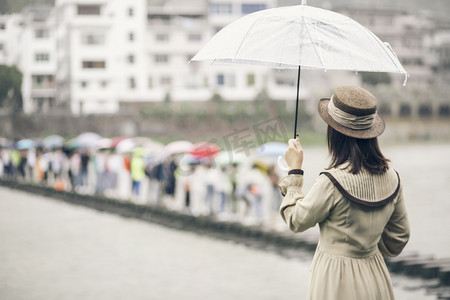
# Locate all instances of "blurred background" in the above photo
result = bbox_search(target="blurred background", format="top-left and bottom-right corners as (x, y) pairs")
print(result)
(0, 0), (449, 299)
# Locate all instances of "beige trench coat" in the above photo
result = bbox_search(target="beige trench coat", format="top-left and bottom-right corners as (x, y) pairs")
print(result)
(279, 166), (410, 300)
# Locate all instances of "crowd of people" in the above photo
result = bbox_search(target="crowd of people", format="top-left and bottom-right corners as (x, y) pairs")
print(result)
(0, 137), (286, 229)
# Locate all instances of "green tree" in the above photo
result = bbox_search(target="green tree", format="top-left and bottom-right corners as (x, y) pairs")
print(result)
(0, 65), (23, 111)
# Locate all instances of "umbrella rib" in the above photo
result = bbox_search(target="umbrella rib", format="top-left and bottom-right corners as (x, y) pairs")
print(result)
(302, 17), (326, 70)
(233, 17), (262, 61)
(362, 25), (408, 74)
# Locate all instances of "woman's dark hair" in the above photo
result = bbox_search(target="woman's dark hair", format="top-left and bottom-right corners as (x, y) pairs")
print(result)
(327, 126), (390, 174)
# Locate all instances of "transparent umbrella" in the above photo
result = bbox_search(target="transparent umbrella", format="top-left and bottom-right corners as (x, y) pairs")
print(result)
(16, 139), (35, 150)
(192, 1), (407, 138)
(76, 132), (102, 148)
(42, 135), (64, 149)
(254, 142), (288, 157)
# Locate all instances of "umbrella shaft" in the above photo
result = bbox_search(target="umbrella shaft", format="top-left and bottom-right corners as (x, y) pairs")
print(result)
(294, 66), (301, 139)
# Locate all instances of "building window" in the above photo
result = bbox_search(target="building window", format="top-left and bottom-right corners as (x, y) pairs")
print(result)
(81, 81), (88, 88)
(100, 80), (108, 88)
(418, 104), (432, 117)
(77, 5), (101, 15)
(128, 32), (134, 41)
(31, 75), (54, 89)
(129, 77), (136, 89)
(35, 29), (49, 39)
(0, 43), (3, 51)
(128, 7), (134, 17)
(438, 104), (449, 117)
(156, 33), (169, 42)
(378, 104), (391, 116)
(0, 23), (5, 30)
(33, 97), (55, 112)
(247, 73), (255, 86)
(210, 3), (232, 14)
(35, 53), (50, 62)
(81, 33), (105, 45)
(148, 15), (171, 26)
(155, 54), (169, 63)
(148, 77), (153, 88)
(188, 33), (201, 42)
(82, 61), (106, 69)
(399, 104), (411, 117)
(217, 74), (224, 85)
(160, 76), (171, 86)
(128, 54), (135, 64)
(241, 4), (267, 14)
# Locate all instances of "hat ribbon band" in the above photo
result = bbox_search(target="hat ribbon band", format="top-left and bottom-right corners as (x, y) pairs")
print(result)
(328, 96), (376, 130)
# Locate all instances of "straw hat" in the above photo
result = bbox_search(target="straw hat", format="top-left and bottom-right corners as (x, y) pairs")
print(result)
(318, 86), (385, 139)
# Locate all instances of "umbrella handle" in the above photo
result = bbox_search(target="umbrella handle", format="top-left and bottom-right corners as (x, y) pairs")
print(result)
(277, 155), (290, 172)
(294, 66), (301, 139)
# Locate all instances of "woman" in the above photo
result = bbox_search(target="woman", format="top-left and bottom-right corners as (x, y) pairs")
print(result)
(279, 86), (410, 300)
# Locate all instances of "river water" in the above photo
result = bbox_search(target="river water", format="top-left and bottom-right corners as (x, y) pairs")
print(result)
(0, 142), (448, 300)
(301, 142), (450, 259)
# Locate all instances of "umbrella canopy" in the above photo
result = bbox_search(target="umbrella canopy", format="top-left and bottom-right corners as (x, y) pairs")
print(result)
(179, 153), (205, 165)
(142, 140), (165, 157)
(192, 4), (406, 76)
(94, 138), (112, 150)
(192, 2), (407, 138)
(43, 135), (64, 149)
(76, 132), (102, 148)
(190, 142), (220, 158)
(215, 151), (247, 165)
(115, 138), (136, 154)
(16, 139), (35, 150)
(165, 140), (194, 155)
(254, 142), (288, 157)
(111, 137), (127, 148)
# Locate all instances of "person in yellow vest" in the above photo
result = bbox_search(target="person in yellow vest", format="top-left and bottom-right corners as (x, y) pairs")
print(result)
(130, 147), (146, 201)
(10, 149), (20, 179)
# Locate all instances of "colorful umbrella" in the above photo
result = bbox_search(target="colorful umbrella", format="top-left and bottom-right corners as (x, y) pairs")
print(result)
(190, 142), (220, 158)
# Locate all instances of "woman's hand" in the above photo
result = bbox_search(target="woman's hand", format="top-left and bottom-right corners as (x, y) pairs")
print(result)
(285, 138), (303, 170)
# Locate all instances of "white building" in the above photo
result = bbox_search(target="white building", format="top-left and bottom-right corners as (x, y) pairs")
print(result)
(0, 14), (22, 66)
(55, 0), (148, 114)
(146, 0), (281, 102)
(18, 6), (57, 114)
(334, 6), (434, 86)
(0, 15), (11, 65)
(0, 1), (449, 114)
(0, 7), (58, 114)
